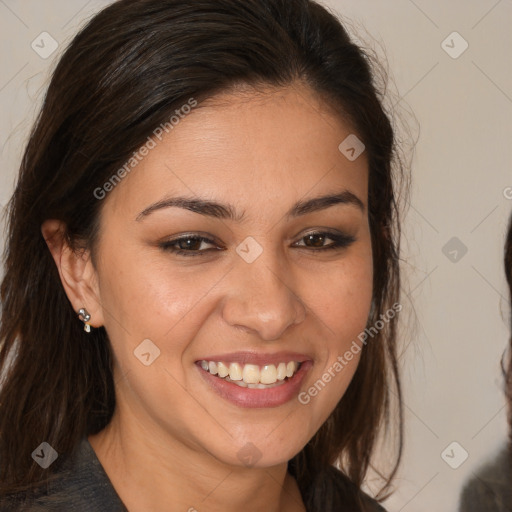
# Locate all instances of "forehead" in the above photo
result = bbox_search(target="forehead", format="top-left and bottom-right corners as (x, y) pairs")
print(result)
(104, 84), (369, 220)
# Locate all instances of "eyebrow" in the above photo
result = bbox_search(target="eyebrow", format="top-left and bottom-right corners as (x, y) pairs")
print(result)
(135, 189), (365, 222)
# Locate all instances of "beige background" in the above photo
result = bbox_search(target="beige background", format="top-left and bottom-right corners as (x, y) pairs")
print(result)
(1, 1), (511, 511)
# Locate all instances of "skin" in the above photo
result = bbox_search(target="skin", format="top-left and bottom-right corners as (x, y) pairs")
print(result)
(42, 82), (373, 512)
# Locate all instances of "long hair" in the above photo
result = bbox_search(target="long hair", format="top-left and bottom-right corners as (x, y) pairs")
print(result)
(0, 1), (405, 509)
(505, 215), (512, 447)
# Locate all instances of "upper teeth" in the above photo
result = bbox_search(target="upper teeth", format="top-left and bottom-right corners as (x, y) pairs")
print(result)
(199, 360), (300, 385)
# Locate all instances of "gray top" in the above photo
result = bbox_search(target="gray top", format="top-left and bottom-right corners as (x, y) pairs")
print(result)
(458, 446), (512, 512)
(1, 437), (387, 511)
(0, 437), (128, 511)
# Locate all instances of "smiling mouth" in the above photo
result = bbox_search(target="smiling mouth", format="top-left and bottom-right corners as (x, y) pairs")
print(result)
(198, 360), (302, 389)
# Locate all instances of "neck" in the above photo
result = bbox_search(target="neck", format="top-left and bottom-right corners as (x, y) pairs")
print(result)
(88, 404), (305, 512)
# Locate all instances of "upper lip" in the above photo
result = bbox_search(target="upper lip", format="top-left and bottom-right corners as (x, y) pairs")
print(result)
(195, 351), (312, 366)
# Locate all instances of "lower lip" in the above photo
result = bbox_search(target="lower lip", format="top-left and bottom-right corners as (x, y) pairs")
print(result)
(196, 362), (312, 408)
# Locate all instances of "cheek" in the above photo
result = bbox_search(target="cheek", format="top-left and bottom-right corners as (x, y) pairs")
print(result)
(297, 247), (373, 415)
(99, 247), (191, 324)
(96, 244), (224, 365)
(307, 250), (373, 346)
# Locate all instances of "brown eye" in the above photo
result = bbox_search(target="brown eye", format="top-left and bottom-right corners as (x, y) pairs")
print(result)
(160, 235), (219, 257)
(176, 237), (204, 251)
(303, 233), (328, 248)
(295, 231), (356, 251)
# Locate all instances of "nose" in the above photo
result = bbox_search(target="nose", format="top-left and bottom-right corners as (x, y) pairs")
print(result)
(221, 254), (307, 341)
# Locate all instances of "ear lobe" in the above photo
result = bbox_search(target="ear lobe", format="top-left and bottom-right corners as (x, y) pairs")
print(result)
(41, 219), (104, 328)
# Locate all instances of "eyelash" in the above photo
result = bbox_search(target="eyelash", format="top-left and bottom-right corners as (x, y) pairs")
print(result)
(159, 231), (356, 258)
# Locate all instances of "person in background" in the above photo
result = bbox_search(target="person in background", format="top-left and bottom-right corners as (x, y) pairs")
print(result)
(458, 214), (512, 512)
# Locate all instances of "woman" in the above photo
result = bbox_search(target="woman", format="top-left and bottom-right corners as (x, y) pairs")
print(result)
(0, 0), (405, 510)
(458, 217), (512, 512)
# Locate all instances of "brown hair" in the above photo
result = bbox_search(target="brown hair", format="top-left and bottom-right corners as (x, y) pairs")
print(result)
(505, 215), (512, 446)
(0, 0), (405, 509)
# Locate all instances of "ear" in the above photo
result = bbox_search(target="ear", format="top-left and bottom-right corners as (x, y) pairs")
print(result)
(41, 219), (105, 328)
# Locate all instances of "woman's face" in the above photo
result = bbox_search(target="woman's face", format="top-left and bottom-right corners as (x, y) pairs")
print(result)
(90, 84), (373, 467)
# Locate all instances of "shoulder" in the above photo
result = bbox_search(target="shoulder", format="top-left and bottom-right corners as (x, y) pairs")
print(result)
(360, 492), (388, 512)
(458, 446), (512, 512)
(361, 492), (386, 512)
(304, 464), (388, 512)
(0, 437), (127, 512)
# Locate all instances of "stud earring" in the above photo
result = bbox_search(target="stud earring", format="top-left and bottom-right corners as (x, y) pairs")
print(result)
(78, 308), (92, 333)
